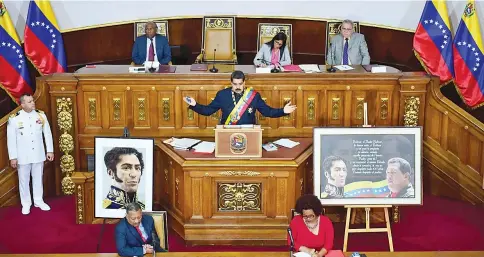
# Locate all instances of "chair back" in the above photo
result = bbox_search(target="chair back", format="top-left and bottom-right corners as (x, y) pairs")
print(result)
(199, 17), (237, 63)
(257, 23), (293, 61)
(134, 20), (169, 42)
(325, 20), (360, 58)
(144, 211), (169, 251)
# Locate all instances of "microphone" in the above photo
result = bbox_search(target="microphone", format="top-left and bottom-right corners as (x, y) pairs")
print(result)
(122, 127), (130, 138)
(152, 230), (157, 257)
(326, 42), (336, 73)
(209, 48), (218, 73)
(287, 228), (295, 252)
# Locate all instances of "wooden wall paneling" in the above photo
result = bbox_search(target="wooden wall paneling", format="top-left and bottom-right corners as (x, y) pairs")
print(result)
(350, 91), (367, 127)
(133, 91), (151, 129)
(107, 91), (127, 129)
(182, 91), (199, 128)
(327, 91), (344, 126)
(158, 91), (175, 128)
(206, 91), (221, 128)
(83, 91), (102, 129)
(303, 90), (319, 127)
(424, 104), (442, 146)
(279, 90), (296, 128)
(267, 175), (277, 218)
(256, 90), (271, 128)
(375, 91), (392, 126)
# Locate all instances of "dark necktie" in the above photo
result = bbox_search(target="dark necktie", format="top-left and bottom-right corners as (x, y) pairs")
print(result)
(148, 39), (155, 62)
(135, 226), (147, 243)
(343, 38), (349, 65)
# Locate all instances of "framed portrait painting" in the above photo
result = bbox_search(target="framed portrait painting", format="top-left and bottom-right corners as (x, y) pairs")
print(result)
(313, 127), (422, 205)
(94, 137), (154, 218)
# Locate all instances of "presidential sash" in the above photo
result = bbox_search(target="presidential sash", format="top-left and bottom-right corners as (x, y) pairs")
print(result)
(224, 87), (257, 125)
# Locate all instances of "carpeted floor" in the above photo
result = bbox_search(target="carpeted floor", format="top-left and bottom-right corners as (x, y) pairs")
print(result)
(0, 194), (482, 254)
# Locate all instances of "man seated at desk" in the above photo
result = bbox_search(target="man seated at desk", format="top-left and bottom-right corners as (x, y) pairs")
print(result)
(132, 21), (171, 65)
(183, 70), (297, 125)
(326, 19), (370, 66)
(115, 202), (166, 256)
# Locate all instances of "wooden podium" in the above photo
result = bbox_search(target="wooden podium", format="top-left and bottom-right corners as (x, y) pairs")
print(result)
(214, 125), (263, 158)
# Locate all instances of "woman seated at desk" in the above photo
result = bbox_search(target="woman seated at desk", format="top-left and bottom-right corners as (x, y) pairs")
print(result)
(288, 194), (334, 257)
(253, 32), (291, 68)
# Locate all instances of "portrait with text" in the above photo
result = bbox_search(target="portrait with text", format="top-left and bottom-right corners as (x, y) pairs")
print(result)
(94, 137), (154, 218)
(313, 127), (422, 205)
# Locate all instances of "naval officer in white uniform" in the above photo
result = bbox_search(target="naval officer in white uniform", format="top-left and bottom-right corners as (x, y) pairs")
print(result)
(7, 94), (54, 215)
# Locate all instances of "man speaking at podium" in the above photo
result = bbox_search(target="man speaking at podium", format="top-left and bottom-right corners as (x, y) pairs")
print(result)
(184, 70), (296, 125)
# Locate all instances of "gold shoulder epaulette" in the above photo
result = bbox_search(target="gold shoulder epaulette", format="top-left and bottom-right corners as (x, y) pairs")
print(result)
(35, 109), (45, 114)
(9, 112), (20, 119)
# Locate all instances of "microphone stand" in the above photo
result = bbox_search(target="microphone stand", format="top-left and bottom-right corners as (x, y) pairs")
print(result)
(209, 48), (218, 73)
(326, 43), (336, 73)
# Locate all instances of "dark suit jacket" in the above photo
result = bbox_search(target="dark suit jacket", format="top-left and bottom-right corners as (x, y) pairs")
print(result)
(132, 34), (171, 65)
(189, 88), (287, 125)
(115, 214), (166, 256)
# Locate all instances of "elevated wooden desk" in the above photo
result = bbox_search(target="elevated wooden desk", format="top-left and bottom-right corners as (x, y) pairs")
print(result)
(2, 251), (484, 257)
(155, 138), (313, 245)
(41, 64), (432, 244)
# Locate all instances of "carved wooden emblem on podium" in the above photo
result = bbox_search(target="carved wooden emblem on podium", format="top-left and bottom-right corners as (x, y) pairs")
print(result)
(215, 125), (263, 158)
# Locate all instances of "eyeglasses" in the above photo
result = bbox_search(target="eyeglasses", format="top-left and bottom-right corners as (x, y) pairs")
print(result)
(302, 214), (316, 220)
(274, 41), (283, 45)
(342, 28), (352, 31)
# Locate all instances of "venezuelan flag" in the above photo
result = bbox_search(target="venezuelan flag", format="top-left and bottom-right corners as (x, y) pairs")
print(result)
(344, 180), (389, 198)
(413, 0), (454, 84)
(0, 0), (33, 102)
(453, 0), (484, 108)
(24, 0), (66, 75)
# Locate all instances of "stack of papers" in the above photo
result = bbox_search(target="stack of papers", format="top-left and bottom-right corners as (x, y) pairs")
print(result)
(192, 141), (216, 153)
(273, 138), (300, 148)
(334, 65), (354, 71)
(163, 138), (200, 150)
(262, 142), (278, 152)
(299, 64), (321, 73)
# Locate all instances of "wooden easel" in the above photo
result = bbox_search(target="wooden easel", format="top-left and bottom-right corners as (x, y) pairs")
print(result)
(343, 205), (394, 252)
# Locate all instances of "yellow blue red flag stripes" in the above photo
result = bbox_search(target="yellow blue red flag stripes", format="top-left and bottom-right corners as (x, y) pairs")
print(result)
(0, 1), (33, 102)
(24, 0), (66, 75)
(453, 0), (484, 108)
(413, 0), (454, 84)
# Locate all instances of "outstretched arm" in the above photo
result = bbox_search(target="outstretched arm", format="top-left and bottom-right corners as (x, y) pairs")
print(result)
(255, 93), (287, 118)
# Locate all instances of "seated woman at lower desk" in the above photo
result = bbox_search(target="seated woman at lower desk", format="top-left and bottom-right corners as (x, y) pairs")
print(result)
(253, 32), (291, 68)
(288, 194), (334, 257)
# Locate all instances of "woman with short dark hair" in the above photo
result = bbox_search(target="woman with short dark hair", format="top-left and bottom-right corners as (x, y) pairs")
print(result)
(253, 32), (291, 68)
(288, 194), (334, 257)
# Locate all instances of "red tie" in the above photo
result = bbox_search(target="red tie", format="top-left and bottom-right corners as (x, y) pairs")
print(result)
(135, 226), (147, 243)
(148, 39), (155, 62)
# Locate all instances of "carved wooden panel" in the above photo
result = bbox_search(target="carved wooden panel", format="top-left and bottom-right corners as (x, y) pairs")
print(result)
(206, 91), (221, 127)
(375, 91), (392, 126)
(279, 91), (295, 127)
(303, 91), (319, 127)
(83, 92), (101, 128)
(257, 91), (271, 127)
(327, 91), (344, 126)
(182, 91), (199, 127)
(108, 92), (126, 128)
(158, 91), (175, 127)
(133, 91), (150, 128)
(350, 91), (366, 126)
(174, 164), (184, 213)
